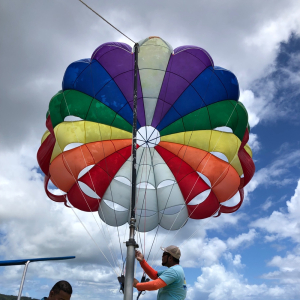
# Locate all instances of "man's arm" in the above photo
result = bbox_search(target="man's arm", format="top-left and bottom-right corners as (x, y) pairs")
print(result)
(135, 251), (158, 280)
(134, 278), (167, 291)
(140, 259), (158, 280)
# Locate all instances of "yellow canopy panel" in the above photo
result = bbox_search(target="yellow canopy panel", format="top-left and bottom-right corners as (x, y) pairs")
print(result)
(49, 121), (132, 162)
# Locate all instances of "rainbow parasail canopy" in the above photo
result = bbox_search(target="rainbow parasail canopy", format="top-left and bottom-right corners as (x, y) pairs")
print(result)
(37, 37), (255, 232)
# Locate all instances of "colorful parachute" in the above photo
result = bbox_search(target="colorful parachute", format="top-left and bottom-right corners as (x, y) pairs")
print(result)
(37, 37), (255, 232)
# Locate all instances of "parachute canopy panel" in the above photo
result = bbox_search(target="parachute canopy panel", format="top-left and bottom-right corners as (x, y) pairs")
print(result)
(37, 37), (255, 232)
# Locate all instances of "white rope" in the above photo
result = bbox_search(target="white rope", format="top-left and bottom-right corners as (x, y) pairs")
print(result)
(61, 90), (122, 273)
(70, 205), (119, 276)
(150, 98), (241, 267)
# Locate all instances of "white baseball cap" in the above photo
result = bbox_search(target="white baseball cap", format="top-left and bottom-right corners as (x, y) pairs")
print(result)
(161, 245), (181, 259)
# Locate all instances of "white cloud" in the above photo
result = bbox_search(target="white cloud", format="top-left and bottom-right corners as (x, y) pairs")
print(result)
(0, 145), (131, 297)
(261, 198), (273, 211)
(224, 253), (244, 268)
(227, 229), (257, 249)
(249, 179), (300, 298)
(191, 263), (285, 300)
(251, 178), (300, 243)
(1, 1), (300, 298)
(1, 0), (300, 150)
(248, 133), (260, 153)
(240, 90), (267, 128)
(244, 150), (300, 201)
(259, 252), (300, 299)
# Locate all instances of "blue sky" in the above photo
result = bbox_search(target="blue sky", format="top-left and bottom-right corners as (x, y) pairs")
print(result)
(1, 1), (300, 300)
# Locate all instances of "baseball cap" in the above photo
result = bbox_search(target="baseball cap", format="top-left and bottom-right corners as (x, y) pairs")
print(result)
(160, 245), (181, 259)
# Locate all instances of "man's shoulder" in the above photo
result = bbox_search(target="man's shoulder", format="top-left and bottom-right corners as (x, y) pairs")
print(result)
(171, 264), (184, 271)
(41, 297), (47, 300)
(170, 265), (185, 276)
(160, 265), (181, 277)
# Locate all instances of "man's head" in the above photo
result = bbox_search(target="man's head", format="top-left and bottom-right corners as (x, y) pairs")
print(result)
(48, 280), (72, 300)
(161, 245), (180, 267)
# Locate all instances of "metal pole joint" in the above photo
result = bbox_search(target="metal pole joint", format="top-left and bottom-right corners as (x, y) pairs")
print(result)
(126, 239), (139, 248)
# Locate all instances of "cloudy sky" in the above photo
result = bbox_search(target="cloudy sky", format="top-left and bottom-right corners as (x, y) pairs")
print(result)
(1, 0), (300, 299)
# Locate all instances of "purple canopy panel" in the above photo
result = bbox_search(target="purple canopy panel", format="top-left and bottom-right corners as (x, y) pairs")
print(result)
(174, 45), (214, 68)
(128, 97), (146, 127)
(94, 46), (133, 78)
(168, 51), (208, 82)
(151, 46), (214, 128)
(122, 73), (145, 126)
(92, 42), (132, 63)
(151, 100), (172, 128)
(91, 42), (145, 126)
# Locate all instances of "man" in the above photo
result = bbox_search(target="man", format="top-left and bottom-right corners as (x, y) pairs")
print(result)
(41, 280), (72, 300)
(133, 245), (187, 300)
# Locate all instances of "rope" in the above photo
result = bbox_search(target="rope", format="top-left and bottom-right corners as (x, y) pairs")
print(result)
(150, 103), (241, 269)
(149, 69), (242, 267)
(86, 59), (126, 267)
(69, 205), (119, 276)
(163, 101), (240, 241)
(61, 90), (122, 273)
(49, 138), (121, 275)
(79, 0), (136, 44)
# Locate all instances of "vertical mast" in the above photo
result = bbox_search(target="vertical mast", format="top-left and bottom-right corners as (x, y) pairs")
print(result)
(124, 43), (139, 300)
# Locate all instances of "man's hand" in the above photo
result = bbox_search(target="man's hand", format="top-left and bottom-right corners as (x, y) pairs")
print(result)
(135, 250), (144, 262)
(133, 278), (139, 288)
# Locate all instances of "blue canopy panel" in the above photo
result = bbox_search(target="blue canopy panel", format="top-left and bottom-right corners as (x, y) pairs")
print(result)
(156, 66), (240, 131)
(62, 59), (139, 127)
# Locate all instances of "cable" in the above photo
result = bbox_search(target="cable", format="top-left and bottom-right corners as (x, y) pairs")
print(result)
(86, 57), (127, 268)
(61, 90), (122, 273)
(70, 205), (119, 276)
(79, 0), (136, 44)
(149, 68), (242, 267)
(146, 69), (215, 266)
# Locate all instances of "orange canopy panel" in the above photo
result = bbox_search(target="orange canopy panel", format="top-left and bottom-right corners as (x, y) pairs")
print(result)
(49, 139), (132, 192)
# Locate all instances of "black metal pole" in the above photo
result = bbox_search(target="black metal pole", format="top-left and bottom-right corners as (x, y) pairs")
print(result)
(130, 43), (139, 220)
(124, 43), (139, 300)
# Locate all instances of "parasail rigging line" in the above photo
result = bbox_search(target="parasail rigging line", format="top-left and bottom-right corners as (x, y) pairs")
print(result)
(149, 67), (243, 267)
(49, 175), (119, 276)
(60, 80), (123, 269)
(142, 147), (149, 251)
(69, 205), (119, 276)
(133, 148), (146, 258)
(59, 86), (123, 274)
(49, 144), (121, 275)
(58, 59), (122, 269)
(136, 229), (144, 258)
(177, 151), (242, 249)
(143, 54), (210, 264)
(134, 144), (158, 266)
(134, 146), (160, 282)
(78, 0), (136, 44)
(145, 156), (179, 263)
(134, 147), (150, 254)
(152, 100), (241, 259)
(142, 98), (180, 261)
(49, 132), (121, 275)
(146, 69), (216, 266)
(87, 62), (125, 267)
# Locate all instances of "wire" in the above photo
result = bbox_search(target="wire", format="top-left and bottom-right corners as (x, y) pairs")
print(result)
(86, 58), (126, 268)
(149, 67), (243, 267)
(61, 90), (122, 273)
(70, 206), (119, 276)
(147, 69), (215, 266)
(151, 110), (241, 268)
(79, 0), (136, 44)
